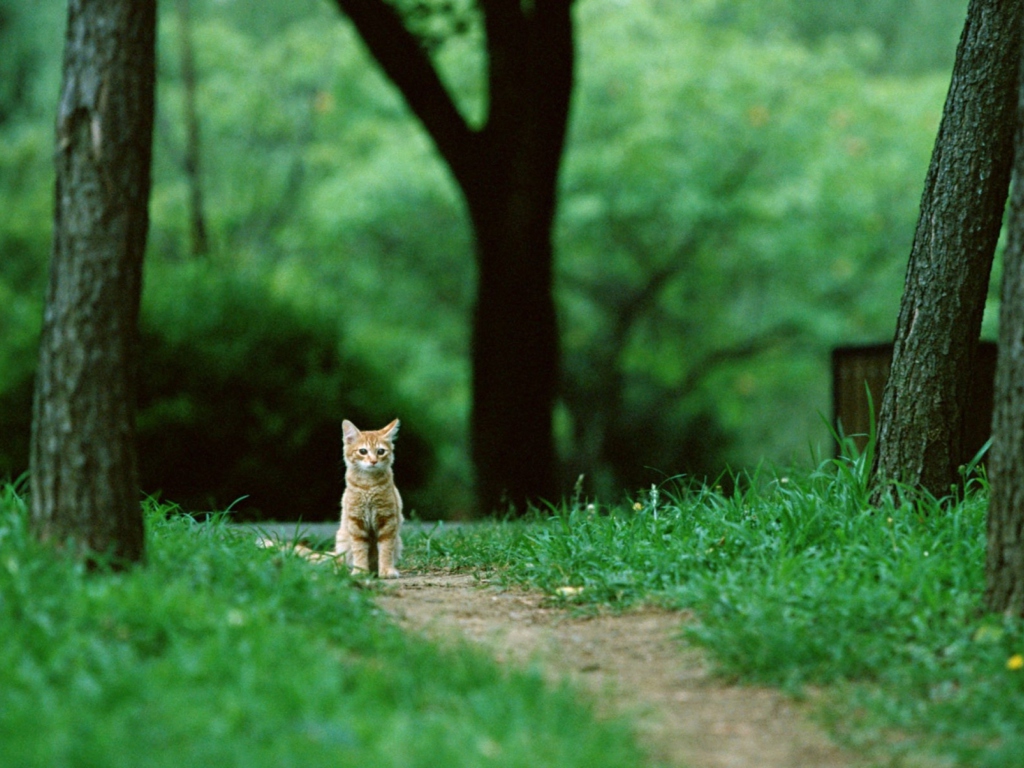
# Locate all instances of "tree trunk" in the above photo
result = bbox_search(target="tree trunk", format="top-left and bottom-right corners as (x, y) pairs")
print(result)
(467, 188), (561, 512)
(460, 1), (572, 512)
(332, 0), (575, 513)
(986, 47), (1024, 616)
(873, 0), (1021, 499)
(177, 0), (209, 257)
(30, 0), (156, 564)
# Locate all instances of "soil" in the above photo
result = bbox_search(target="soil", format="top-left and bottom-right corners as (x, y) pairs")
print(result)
(375, 570), (868, 768)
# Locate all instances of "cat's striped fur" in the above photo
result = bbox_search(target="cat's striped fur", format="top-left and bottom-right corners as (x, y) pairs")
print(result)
(333, 418), (403, 578)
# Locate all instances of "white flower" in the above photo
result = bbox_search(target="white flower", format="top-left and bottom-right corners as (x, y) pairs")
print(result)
(555, 586), (584, 596)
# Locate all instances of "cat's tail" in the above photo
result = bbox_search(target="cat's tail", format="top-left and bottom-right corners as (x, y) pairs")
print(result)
(291, 542), (342, 564)
(257, 537), (342, 565)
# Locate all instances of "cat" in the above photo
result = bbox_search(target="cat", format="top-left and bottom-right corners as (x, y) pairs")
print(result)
(333, 418), (404, 578)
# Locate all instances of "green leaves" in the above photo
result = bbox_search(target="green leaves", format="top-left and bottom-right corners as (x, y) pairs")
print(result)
(0, 0), (972, 504)
(558, 0), (950, 485)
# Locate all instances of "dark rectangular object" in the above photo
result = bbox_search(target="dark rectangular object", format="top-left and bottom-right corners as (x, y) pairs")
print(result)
(831, 341), (997, 464)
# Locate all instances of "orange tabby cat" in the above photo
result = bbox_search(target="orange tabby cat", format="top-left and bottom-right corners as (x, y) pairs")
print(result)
(333, 418), (403, 578)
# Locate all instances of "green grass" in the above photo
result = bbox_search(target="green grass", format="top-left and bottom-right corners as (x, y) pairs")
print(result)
(0, 482), (649, 768)
(10, 449), (1024, 768)
(405, 454), (1024, 768)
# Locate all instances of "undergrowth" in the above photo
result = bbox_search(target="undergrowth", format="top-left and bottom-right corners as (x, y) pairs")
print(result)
(407, 450), (1024, 767)
(0, 482), (648, 768)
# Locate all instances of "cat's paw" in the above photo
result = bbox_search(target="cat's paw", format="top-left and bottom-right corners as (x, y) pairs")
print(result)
(379, 567), (401, 579)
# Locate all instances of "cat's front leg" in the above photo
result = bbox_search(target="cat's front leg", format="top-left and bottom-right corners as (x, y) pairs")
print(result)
(332, 523), (350, 557)
(376, 534), (400, 579)
(345, 525), (372, 574)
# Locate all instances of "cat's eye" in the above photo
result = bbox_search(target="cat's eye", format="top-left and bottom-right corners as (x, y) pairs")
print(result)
(358, 448), (368, 455)
(377, 448), (386, 456)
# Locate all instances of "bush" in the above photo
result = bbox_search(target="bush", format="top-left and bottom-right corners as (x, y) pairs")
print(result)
(137, 261), (434, 521)
(0, 261), (435, 522)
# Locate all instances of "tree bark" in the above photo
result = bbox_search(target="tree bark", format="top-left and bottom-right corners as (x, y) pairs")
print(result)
(465, 1), (572, 513)
(333, 0), (575, 513)
(30, 0), (156, 564)
(873, 0), (1021, 499)
(986, 45), (1024, 616)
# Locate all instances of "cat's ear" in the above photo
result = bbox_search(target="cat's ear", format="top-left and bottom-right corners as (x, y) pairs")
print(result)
(342, 420), (360, 445)
(382, 418), (400, 440)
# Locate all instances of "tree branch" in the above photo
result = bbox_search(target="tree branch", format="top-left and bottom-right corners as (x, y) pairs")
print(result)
(674, 323), (804, 399)
(331, 0), (479, 185)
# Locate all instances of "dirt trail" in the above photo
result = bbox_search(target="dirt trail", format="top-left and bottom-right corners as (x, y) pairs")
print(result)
(376, 571), (866, 768)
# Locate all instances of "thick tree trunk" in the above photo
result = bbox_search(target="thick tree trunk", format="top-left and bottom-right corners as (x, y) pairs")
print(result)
(986, 49), (1024, 616)
(462, 1), (573, 513)
(30, 0), (156, 564)
(333, 0), (575, 513)
(873, 0), (1021, 499)
(467, 189), (561, 512)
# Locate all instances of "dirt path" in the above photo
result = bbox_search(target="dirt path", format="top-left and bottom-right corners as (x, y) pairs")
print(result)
(376, 571), (866, 768)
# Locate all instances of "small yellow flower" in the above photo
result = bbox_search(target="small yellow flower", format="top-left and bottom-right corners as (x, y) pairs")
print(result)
(632, 502), (643, 511)
(1007, 654), (1024, 671)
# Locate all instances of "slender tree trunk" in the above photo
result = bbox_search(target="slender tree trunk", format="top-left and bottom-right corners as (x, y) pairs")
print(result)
(986, 47), (1024, 616)
(30, 0), (156, 564)
(873, 0), (1021, 499)
(177, 0), (209, 257)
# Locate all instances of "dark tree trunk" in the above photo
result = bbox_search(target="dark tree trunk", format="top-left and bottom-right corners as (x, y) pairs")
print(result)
(30, 0), (156, 563)
(986, 49), (1024, 616)
(467, 193), (561, 512)
(873, 0), (1021, 499)
(177, 0), (209, 257)
(333, 0), (575, 513)
(463, 1), (572, 512)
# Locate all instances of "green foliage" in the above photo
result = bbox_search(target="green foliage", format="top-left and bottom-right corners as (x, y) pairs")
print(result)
(148, 0), (963, 499)
(0, 484), (648, 768)
(137, 260), (437, 520)
(713, 0), (969, 74)
(153, 0), (477, 507)
(559, 0), (951, 493)
(415, 462), (1023, 765)
(0, 0), (63, 125)
(0, 0), (972, 510)
(0, 259), (439, 520)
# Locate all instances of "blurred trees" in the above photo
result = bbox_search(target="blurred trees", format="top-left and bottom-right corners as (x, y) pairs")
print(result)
(173, 0), (210, 257)
(873, 0), (1021, 500)
(718, 0), (968, 75)
(136, 263), (436, 520)
(30, 0), (156, 563)
(557, 0), (949, 496)
(0, 0), (972, 516)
